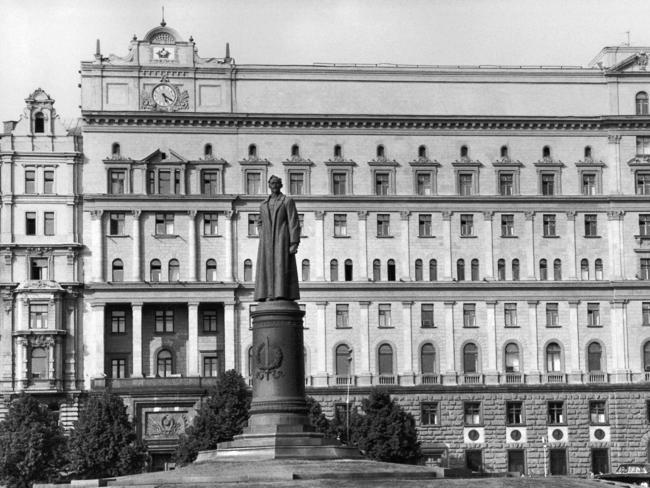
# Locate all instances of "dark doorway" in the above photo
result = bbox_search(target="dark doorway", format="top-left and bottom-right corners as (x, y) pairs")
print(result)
(550, 448), (567, 475)
(465, 449), (483, 472)
(591, 448), (609, 476)
(507, 449), (526, 475)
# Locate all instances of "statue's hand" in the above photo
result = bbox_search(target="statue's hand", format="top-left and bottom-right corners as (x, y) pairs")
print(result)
(289, 243), (299, 254)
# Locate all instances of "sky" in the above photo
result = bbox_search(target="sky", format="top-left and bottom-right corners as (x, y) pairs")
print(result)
(1, 0), (650, 122)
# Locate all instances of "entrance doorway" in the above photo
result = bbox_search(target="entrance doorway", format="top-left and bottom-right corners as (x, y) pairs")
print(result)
(465, 449), (483, 472)
(507, 449), (526, 475)
(591, 448), (609, 476)
(549, 448), (567, 475)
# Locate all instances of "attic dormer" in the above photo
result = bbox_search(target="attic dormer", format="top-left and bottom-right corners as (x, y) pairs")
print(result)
(24, 89), (56, 136)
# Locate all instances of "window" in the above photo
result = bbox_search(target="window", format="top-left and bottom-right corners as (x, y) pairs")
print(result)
(429, 259), (438, 281)
(344, 259), (353, 281)
(581, 259), (590, 280)
(418, 145), (427, 158)
(415, 259), (423, 281)
(463, 343), (479, 373)
(585, 215), (598, 237)
(645, 342), (650, 371)
(201, 170), (219, 195)
(590, 401), (607, 425)
(109, 213), (125, 236)
(637, 92), (649, 115)
(332, 172), (347, 195)
(641, 215), (650, 237)
(642, 258), (650, 280)
(111, 358), (127, 378)
(458, 173), (474, 196)
(44, 170), (54, 194)
(419, 214), (432, 237)
(375, 172), (390, 195)
(464, 402), (481, 425)
(334, 214), (347, 237)
(504, 303), (517, 327)
(34, 112), (45, 133)
(584, 146), (591, 160)
(109, 169), (126, 194)
(155, 310), (174, 333)
(460, 145), (469, 158)
(157, 170), (174, 194)
(168, 259), (180, 281)
(377, 344), (394, 375)
(421, 402), (439, 425)
(333, 144), (343, 158)
(541, 173), (555, 196)
(457, 259), (465, 281)
(30, 258), (48, 280)
(29, 303), (48, 328)
(512, 259), (520, 281)
(644, 302), (650, 326)
(157, 350), (173, 377)
(500, 145), (509, 158)
(376, 145), (385, 158)
(301, 259), (310, 281)
(44, 212), (54, 236)
(506, 401), (524, 425)
(421, 304), (434, 328)
(588, 342), (603, 371)
(501, 214), (514, 237)
(416, 172), (433, 195)
(201, 213), (219, 236)
(638, 136), (650, 155)
(248, 144), (257, 158)
(155, 213), (174, 235)
(25, 212), (36, 235)
(330, 259), (339, 281)
(497, 259), (506, 281)
(463, 304), (476, 327)
(548, 401), (565, 424)
(204, 143), (213, 157)
(147, 170), (155, 194)
(248, 214), (260, 237)
(243, 259), (253, 281)
(246, 172), (262, 195)
(505, 343), (520, 372)
(203, 310), (218, 332)
(387, 259), (396, 281)
(595, 259), (603, 280)
(150, 259), (161, 282)
(553, 259), (562, 281)
(111, 310), (126, 333)
(539, 259), (548, 280)
(336, 304), (349, 328)
(543, 214), (556, 237)
(378, 304), (391, 327)
(206, 259), (217, 282)
(582, 173), (597, 195)
(111, 259), (124, 281)
(471, 259), (479, 281)
(421, 343), (436, 374)
(289, 172), (304, 195)
(543, 146), (551, 159)
(546, 342), (562, 372)
(24, 170), (36, 193)
(31, 348), (47, 379)
(377, 214), (390, 237)
(546, 303), (559, 327)
(460, 214), (474, 236)
(587, 303), (601, 327)
(637, 173), (650, 195)
(335, 344), (352, 376)
(203, 356), (219, 377)
(499, 173), (514, 196)
(373, 259), (381, 281)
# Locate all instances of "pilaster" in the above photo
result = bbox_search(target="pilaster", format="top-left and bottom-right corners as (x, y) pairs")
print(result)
(568, 300), (581, 383)
(442, 211), (453, 280)
(399, 212), (411, 281)
(224, 210), (236, 281)
(224, 301), (236, 371)
(314, 211), (325, 281)
(610, 299), (630, 383)
(357, 301), (372, 385)
(525, 211), (536, 280)
(357, 211), (368, 280)
(187, 210), (197, 282)
(131, 302), (143, 377)
(527, 301), (541, 382)
(400, 301), (414, 385)
(485, 300), (498, 384)
(482, 211), (495, 280)
(443, 301), (457, 384)
(90, 210), (104, 282)
(313, 301), (328, 386)
(566, 211), (577, 280)
(132, 210), (141, 281)
(187, 302), (199, 375)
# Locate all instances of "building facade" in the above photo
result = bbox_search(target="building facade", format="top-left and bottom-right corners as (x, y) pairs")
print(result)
(3, 20), (650, 474)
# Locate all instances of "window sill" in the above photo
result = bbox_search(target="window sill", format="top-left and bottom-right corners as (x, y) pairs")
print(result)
(378, 326), (395, 329)
(248, 235), (259, 238)
(542, 235), (560, 239)
(418, 235), (436, 239)
(376, 235), (393, 238)
(154, 331), (176, 335)
(153, 234), (179, 239)
(333, 235), (351, 239)
(635, 235), (650, 241)
(460, 235), (477, 238)
(463, 326), (479, 329)
(501, 235), (518, 238)
(463, 423), (485, 428)
(586, 324), (604, 328)
(546, 325), (562, 328)
(421, 325), (436, 329)
(336, 326), (352, 330)
(107, 234), (130, 238)
(202, 234), (223, 238)
(584, 235), (601, 239)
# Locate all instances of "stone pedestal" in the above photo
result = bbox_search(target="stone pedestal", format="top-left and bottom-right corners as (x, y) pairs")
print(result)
(200, 300), (361, 461)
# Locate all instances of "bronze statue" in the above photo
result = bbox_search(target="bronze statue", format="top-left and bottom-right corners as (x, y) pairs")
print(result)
(254, 175), (300, 301)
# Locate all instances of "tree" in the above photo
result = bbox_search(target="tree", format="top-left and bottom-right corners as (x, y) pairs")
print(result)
(174, 370), (250, 465)
(350, 388), (421, 464)
(66, 391), (148, 479)
(305, 396), (330, 434)
(0, 394), (67, 488)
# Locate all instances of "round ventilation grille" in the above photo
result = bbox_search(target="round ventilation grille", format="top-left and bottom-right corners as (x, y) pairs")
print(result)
(468, 429), (480, 441)
(594, 428), (606, 440)
(552, 428), (564, 441)
(510, 429), (522, 441)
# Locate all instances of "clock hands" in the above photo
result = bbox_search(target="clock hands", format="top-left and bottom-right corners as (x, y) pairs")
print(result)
(162, 92), (173, 103)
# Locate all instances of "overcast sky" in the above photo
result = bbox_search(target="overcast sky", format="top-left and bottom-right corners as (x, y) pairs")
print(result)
(1, 0), (650, 122)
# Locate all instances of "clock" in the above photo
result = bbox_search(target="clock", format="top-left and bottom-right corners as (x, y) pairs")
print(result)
(152, 83), (177, 107)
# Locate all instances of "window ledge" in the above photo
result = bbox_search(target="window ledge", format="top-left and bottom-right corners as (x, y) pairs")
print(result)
(376, 235), (394, 238)
(378, 326), (395, 329)
(421, 325), (436, 329)
(248, 235), (259, 238)
(542, 235), (560, 239)
(584, 235), (601, 239)
(336, 326), (353, 330)
(635, 235), (650, 241)
(501, 235), (518, 239)
(333, 235), (351, 239)
(460, 235), (477, 238)
(546, 325), (563, 328)
(202, 234), (223, 238)
(153, 234), (179, 239)
(418, 235), (436, 239)
(586, 324), (604, 328)
(107, 234), (130, 238)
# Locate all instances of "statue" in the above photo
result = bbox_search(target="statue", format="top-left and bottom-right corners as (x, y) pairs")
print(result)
(254, 175), (300, 301)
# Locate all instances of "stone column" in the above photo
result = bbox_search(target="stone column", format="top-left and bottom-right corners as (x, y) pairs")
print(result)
(224, 301), (236, 371)
(187, 210), (197, 281)
(86, 303), (105, 389)
(568, 300), (581, 383)
(610, 299), (630, 383)
(66, 201), (76, 242)
(607, 211), (624, 280)
(90, 210), (104, 282)
(0, 196), (13, 243)
(443, 301), (457, 384)
(608, 134), (622, 195)
(224, 210), (236, 281)
(314, 211), (325, 281)
(131, 302), (143, 377)
(187, 302), (199, 376)
(527, 301), (541, 383)
(525, 211), (536, 280)
(132, 210), (141, 281)
(357, 211), (368, 280)
(357, 301), (371, 385)
(400, 301), (414, 385)
(442, 211), (453, 280)
(482, 211), (495, 280)
(314, 301), (328, 386)
(566, 211), (577, 280)
(485, 300), (498, 384)
(399, 212), (411, 281)
(15, 337), (28, 391)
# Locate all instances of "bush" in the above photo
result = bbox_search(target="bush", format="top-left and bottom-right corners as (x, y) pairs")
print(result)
(0, 394), (67, 488)
(174, 370), (250, 465)
(66, 391), (148, 479)
(306, 396), (330, 434)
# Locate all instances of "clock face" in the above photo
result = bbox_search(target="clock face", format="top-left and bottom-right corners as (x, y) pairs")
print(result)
(152, 84), (177, 107)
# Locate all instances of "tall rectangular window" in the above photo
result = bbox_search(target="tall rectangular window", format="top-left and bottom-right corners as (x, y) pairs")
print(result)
(248, 214), (260, 237)
(289, 172), (304, 195)
(378, 304), (391, 327)
(111, 358), (127, 378)
(589, 401), (607, 425)
(155, 213), (174, 235)
(584, 214), (598, 237)
(25, 170), (36, 193)
(375, 172), (390, 195)
(44, 170), (54, 194)
(201, 170), (219, 195)
(640, 215), (650, 236)
(499, 173), (513, 196)
(643, 302), (650, 326)
(642, 259), (650, 280)
(546, 303), (559, 327)
(548, 401), (565, 424)
(421, 402), (439, 425)
(421, 304), (434, 328)
(336, 304), (349, 328)
(543, 214), (556, 237)
(29, 304), (48, 329)
(458, 173), (474, 196)
(541, 173), (555, 195)
(501, 214), (514, 237)
(416, 172), (432, 195)
(332, 172), (347, 195)
(246, 172), (262, 195)
(158, 170), (172, 194)
(203, 356), (219, 377)
(637, 136), (650, 155)
(155, 310), (174, 333)
(377, 214), (390, 237)
(506, 401), (523, 425)
(25, 212), (36, 235)
(419, 214), (432, 237)
(587, 303), (601, 327)
(463, 303), (477, 328)
(109, 169), (126, 194)
(109, 213), (125, 236)
(111, 310), (126, 334)
(460, 214), (474, 236)
(464, 402), (481, 425)
(43, 212), (55, 236)
(203, 213), (218, 236)
(582, 173), (597, 195)
(30, 258), (48, 280)
(504, 303), (517, 327)
(334, 214), (348, 237)
(637, 173), (650, 195)
(202, 310), (218, 332)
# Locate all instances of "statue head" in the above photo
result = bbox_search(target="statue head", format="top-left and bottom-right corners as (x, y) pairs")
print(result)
(268, 175), (283, 194)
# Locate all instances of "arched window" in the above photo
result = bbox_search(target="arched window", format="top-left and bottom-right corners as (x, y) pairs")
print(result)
(204, 143), (213, 157)
(335, 344), (352, 376)
(637, 91), (649, 115)
(168, 259), (180, 281)
(112, 259), (124, 282)
(111, 142), (121, 157)
(376, 145), (385, 158)
(414, 259), (423, 281)
(429, 259), (438, 281)
(546, 342), (562, 372)
(157, 349), (173, 377)
(471, 259), (479, 281)
(334, 144), (342, 158)
(344, 259), (353, 281)
(34, 112), (45, 133)
(595, 259), (603, 280)
(587, 342), (603, 372)
(584, 146), (592, 159)
(243, 259), (253, 281)
(500, 145), (509, 158)
(30, 347), (48, 379)
(378, 344), (394, 376)
(553, 259), (562, 281)
(542, 146), (551, 158)
(504, 343), (520, 373)
(248, 144), (257, 158)
(373, 259), (381, 281)
(291, 144), (300, 157)
(418, 145), (427, 158)
(512, 259), (520, 281)
(463, 343), (479, 373)
(421, 343), (436, 375)
(206, 259), (217, 282)
(457, 259), (465, 281)
(387, 259), (396, 281)
(539, 259), (548, 280)
(330, 259), (339, 281)
(497, 259), (506, 281)
(150, 259), (161, 282)
(644, 342), (650, 372)
(302, 259), (310, 281)
(581, 259), (589, 280)
(460, 145), (469, 158)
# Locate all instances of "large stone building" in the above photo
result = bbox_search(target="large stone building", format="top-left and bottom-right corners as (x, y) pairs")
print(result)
(3, 19), (650, 475)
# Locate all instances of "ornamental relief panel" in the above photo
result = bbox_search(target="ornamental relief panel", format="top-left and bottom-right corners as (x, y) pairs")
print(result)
(143, 411), (190, 440)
